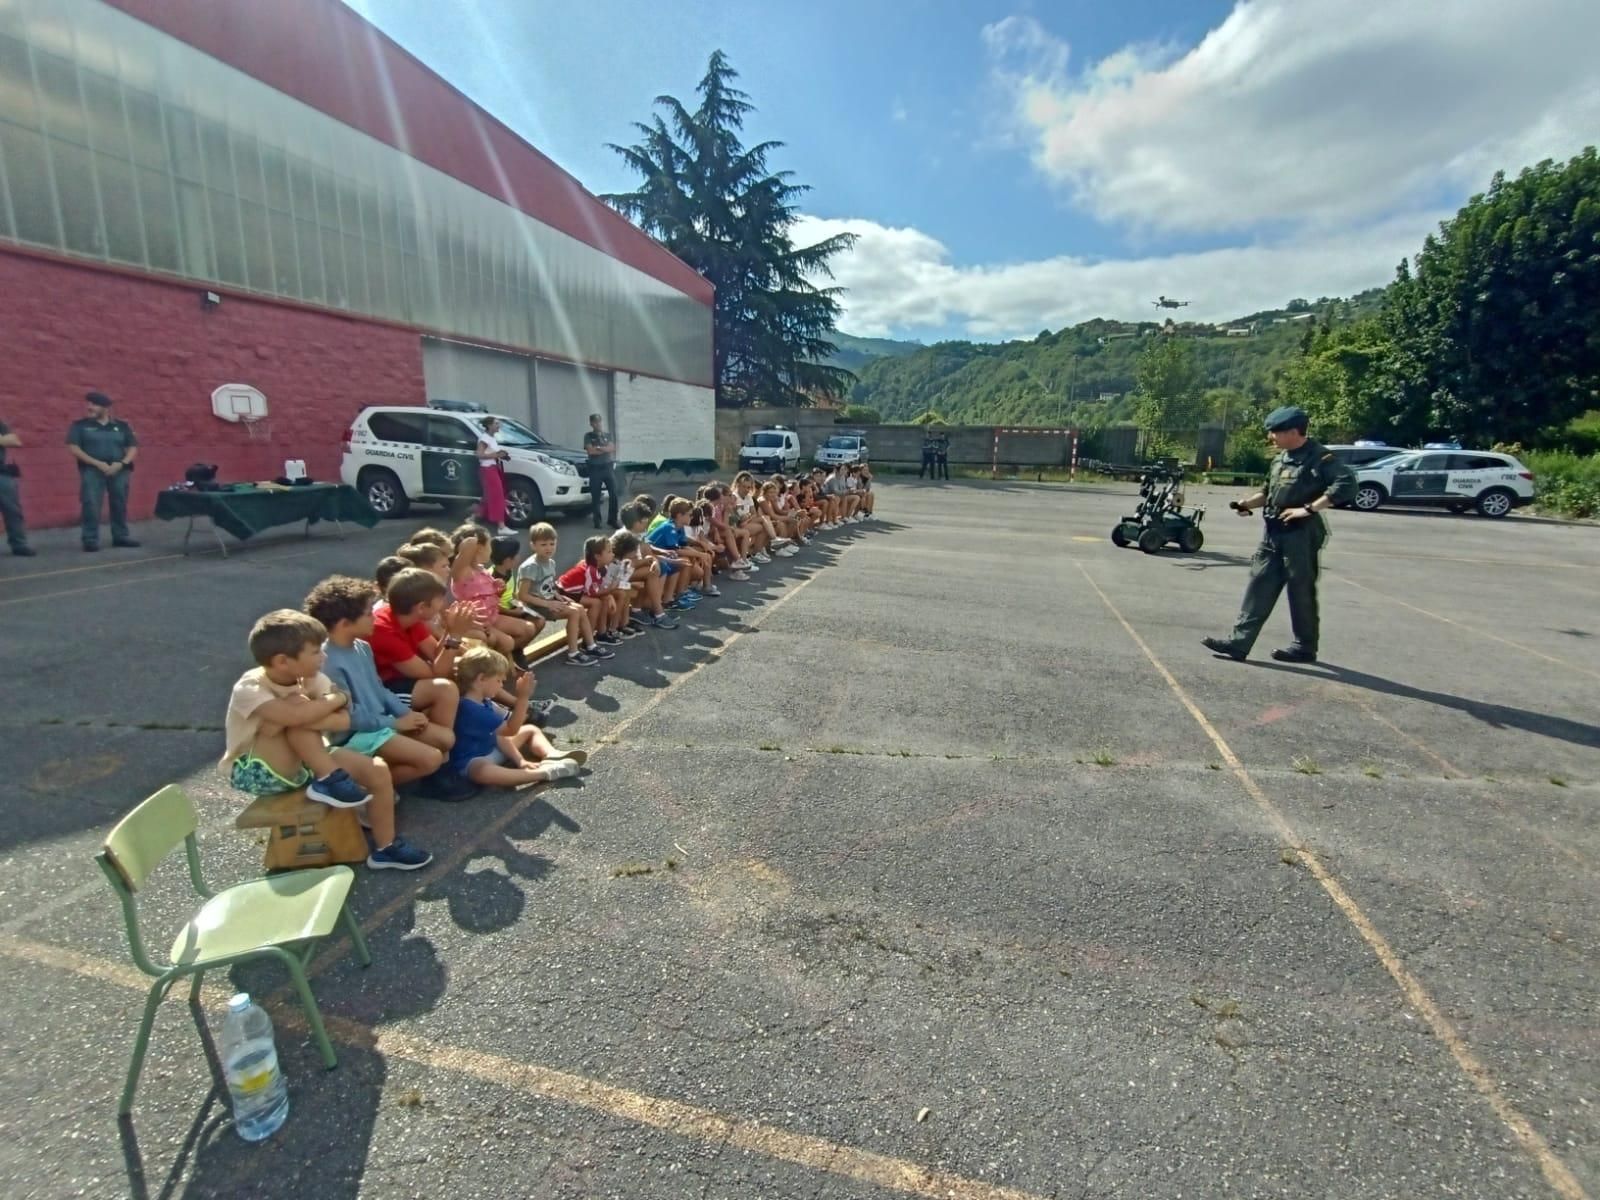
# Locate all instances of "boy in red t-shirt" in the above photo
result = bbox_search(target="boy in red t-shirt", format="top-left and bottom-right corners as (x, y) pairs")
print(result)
(369, 568), (471, 736)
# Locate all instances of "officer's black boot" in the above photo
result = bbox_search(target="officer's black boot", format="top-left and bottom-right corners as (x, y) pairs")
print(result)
(1201, 636), (1247, 662)
(1271, 646), (1317, 663)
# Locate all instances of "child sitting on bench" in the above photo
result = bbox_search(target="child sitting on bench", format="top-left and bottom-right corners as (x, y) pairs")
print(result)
(222, 609), (432, 871)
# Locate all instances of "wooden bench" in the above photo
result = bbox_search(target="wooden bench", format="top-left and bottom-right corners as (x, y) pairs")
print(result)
(235, 789), (369, 871)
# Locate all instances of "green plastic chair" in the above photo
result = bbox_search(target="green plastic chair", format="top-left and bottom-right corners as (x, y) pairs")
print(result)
(95, 785), (371, 1116)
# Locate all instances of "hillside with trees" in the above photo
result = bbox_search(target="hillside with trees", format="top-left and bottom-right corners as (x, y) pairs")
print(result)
(846, 291), (1385, 430)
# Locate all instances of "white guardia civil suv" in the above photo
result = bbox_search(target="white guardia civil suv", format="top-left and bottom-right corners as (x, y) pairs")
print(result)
(342, 405), (589, 524)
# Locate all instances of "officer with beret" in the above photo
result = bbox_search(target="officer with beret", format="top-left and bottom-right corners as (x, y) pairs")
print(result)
(66, 391), (140, 552)
(1203, 406), (1354, 663)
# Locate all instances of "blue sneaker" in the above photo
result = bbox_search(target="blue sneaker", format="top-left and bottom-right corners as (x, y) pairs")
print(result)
(307, 769), (371, 809)
(649, 612), (679, 629)
(671, 597), (698, 610)
(682, 588), (702, 600)
(367, 837), (432, 871)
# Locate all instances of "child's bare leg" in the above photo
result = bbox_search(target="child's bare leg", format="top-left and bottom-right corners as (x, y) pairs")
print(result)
(562, 607), (583, 652)
(494, 614), (540, 648)
(507, 724), (557, 761)
(644, 570), (665, 614)
(580, 597), (603, 640)
(487, 627), (514, 655)
(281, 726), (341, 778)
(377, 733), (445, 785)
(466, 758), (549, 789)
(411, 679), (459, 745)
(330, 749), (396, 845)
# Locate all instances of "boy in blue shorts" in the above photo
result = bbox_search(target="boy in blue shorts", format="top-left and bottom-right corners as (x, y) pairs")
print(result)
(222, 609), (431, 870)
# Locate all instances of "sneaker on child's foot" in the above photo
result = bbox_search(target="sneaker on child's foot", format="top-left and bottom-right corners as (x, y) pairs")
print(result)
(546, 748), (589, 766)
(307, 769), (371, 808)
(752, 551), (772, 564)
(728, 569), (751, 582)
(367, 837), (433, 871)
(587, 642), (616, 660)
(701, 583), (722, 597)
(596, 630), (623, 644)
(649, 612), (679, 629)
(771, 537), (792, 548)
(533, 757), (583, 782)
(566, 649), (598, 666)
(777, 544), (799, 557)
(618, 624), (644, 638)
(731, 559), (752, 570)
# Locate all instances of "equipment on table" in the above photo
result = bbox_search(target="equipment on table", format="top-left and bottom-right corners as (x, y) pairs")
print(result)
(1111, 459), (1206, 554)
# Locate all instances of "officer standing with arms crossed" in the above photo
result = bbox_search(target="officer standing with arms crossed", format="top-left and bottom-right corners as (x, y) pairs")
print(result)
(1202, 406), (1354, 663)
(66, 391), (140, 552)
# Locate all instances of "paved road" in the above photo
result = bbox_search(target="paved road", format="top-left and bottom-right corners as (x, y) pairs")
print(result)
(0, 479), (1595, 1199)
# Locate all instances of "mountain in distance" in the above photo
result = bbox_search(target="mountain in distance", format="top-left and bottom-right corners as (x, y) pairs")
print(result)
(843, 289), (1387, 427)
(822, 331), (925, 372)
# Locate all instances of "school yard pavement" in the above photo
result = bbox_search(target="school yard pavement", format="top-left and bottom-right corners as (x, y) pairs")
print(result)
(0, 478), (1596, 1200)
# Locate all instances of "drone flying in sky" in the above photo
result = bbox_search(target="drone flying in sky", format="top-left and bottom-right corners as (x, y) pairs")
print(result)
(1152, 296), (1190, 309)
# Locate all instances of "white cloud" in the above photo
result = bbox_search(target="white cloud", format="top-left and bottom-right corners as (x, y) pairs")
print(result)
(985, 1), (1600, 234)
(891, 97), (908, 123)
(794, 211), (1442, 341)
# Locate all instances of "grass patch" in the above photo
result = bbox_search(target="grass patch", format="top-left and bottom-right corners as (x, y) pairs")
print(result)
(611, 863), (655, 879)
(1089, 747), (1117, 767)
(1361, 762), (1383, 779)
(1205, 762), (1221, 771)
(758, 743), (782, 752)
(1191, 993), (1242, 1019)
(1549, 776), (1568, 787)
(1279, 848), (1300, 866)
(1291, 755), (1322, 775)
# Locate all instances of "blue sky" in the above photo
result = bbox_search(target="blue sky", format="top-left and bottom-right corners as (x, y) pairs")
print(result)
(346, 0), (1600, 342)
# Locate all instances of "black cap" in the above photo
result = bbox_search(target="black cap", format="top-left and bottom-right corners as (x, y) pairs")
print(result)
(1264, 405), (1307, 433)
(85, 391), (113, 408)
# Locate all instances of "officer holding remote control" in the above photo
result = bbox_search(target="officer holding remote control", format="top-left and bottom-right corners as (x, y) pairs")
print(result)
(1202, 406), (1354, 664)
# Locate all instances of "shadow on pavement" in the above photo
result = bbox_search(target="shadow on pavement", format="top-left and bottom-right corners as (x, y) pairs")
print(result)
(1258, 660), (1600, 749)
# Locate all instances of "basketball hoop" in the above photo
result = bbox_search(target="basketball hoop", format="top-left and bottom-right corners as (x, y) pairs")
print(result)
(241, 416), (273, 442)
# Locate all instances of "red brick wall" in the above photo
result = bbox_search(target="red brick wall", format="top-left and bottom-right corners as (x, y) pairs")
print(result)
(0, 248), (425, 529)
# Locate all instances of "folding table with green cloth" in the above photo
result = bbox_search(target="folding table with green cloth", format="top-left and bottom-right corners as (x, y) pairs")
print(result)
(154, 482), (379, 555)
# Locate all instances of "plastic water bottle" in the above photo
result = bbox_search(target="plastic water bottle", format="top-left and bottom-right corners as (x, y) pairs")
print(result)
(220, 993), (288, 1141)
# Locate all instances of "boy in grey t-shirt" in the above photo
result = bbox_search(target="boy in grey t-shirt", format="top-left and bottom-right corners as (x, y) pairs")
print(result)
(516, 523), (598, 665)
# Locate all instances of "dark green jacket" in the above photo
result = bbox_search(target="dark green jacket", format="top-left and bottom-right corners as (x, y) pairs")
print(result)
(1265, 440), (1355, 512)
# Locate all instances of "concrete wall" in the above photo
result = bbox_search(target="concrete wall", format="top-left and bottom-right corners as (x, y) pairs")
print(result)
(713, 410), (1075, 468)
(0, 247), (424, 527)
(616, 375), (716, 464)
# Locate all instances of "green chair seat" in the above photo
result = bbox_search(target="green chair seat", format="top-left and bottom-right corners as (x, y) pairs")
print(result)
(171, 867), (354, 966)
(96, 785), (371, 1116)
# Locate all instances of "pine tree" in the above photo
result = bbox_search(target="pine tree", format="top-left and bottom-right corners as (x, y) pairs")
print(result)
(604, 52), (856, 407)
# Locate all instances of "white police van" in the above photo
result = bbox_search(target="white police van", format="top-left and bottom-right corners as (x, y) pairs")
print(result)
(341, 404), (589, 524)
(738, 426), (800, 473)
(1351, 449), (1535, 518)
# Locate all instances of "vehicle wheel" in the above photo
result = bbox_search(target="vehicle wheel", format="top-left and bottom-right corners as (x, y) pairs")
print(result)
(1178, 525), (1204, 553)
(1476, 488), (1514, 519)
(358, 467), (409, 519)
(1138, 527), (1165, 554)
(1111, 524), (1131, 547)
(1353, 483), (1386, 511)
(504, 478), (545, 526)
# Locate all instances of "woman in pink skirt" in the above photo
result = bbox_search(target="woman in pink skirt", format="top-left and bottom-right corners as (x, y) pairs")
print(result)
(476, 416), (512, 533)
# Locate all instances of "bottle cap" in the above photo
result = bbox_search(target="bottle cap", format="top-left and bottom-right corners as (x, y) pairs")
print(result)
(228, 993), (251, 1012)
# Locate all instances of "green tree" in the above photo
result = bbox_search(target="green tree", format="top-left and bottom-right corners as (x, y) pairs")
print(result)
(911, 410), (948, 425)
(1379, 147), (1600, 444)
(1133, 338), (1203, 448)
(837, 404), (881, 424)
(604, 52), (856, 408)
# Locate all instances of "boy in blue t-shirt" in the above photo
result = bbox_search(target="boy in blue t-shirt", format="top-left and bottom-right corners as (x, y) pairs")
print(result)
(644, 498), (714, 604)
(448, 646), (585, 789)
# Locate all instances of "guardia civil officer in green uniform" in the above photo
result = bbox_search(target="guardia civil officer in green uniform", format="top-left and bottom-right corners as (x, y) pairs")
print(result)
(66, 391), (140, 551)
(1202, 406), (1354, 663)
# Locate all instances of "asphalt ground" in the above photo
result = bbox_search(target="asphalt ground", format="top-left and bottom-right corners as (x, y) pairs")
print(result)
(0, 478), (1596, 1200)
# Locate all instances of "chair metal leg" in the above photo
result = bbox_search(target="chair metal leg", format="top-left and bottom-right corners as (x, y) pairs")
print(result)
(283, 958), (338, 1070)
(187, 970), (205, 1006)
(341, 906), (372, 967)
(121, 978), (172, 1116)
